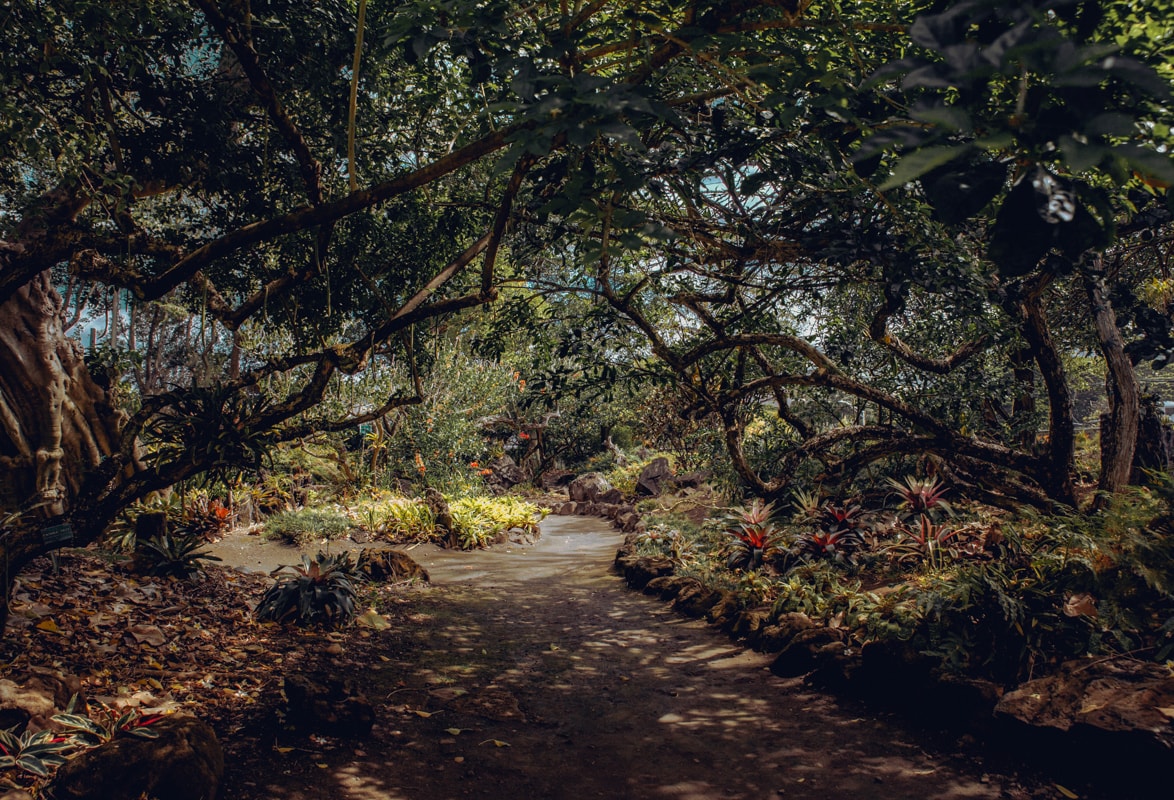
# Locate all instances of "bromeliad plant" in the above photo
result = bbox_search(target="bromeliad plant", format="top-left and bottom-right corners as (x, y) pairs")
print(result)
(724, 500), (780, 571)
(255, 551), (359, 628)
(796, 502), (865, 562)
(136, 532), (223, 579)
(886, 475), (953, 521)
(884, 515), (962, 569)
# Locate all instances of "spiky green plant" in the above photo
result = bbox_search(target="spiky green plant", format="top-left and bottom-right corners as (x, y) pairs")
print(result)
(136, 533), (222, 578)
(255, 552), (359, 627)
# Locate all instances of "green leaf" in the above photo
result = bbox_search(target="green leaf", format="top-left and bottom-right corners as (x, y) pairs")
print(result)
(879, 145), (973, 190)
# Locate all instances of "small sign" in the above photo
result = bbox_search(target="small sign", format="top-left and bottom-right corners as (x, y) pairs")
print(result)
(42, 523), (74, 546)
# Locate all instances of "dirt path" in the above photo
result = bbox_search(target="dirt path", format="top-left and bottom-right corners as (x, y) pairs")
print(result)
(221, 516), (1051, 800)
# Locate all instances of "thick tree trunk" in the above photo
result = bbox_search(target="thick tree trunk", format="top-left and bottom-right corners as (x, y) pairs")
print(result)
(1085, 270), (1140, 505)
(0, 270), (122, 631)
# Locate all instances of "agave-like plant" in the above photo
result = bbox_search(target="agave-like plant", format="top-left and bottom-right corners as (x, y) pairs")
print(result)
(255, 551), (359, 627)
(886, 475), (953, 519)
(136, 532), (222, 579)
(724, 500), (780, 570)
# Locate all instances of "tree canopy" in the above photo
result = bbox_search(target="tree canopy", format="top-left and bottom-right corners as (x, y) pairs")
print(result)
(3, 0), (1174, 629)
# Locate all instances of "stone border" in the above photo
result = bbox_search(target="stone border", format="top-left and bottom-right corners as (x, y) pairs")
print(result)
(611, 528), (1174, 795)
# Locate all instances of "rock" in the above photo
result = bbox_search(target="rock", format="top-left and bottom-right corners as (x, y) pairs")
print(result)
(859, 638), (933, 695)
(769, 627), (845, 677)
(48, 715), (224, 800)
(0, 669), (81, 733)
(729, 606), (774, 642)
(706, 590), (741, 628)
(618, 512), (640, 532)
(620, 555), (675, 590)
(994, 657), (1174, 746)
(635, 457), (673, 497)
(993, 657), (1174, 793)
(283, 673), (375, 738)
(423, 488), (456, 547)
(598, 488), (625, 505)
(507, 526), (540, 545)
(0, 790), (33, 800)
(645, 575), (689, 599)
(558, 501), (577, 515)
(568, 472), (612, 503)
(355, 548), (430, 583)
(672, 583), (723, 618)
(538, 469), (575, 490)
(672, 470), (711, 489)
(487, 455), (526, 487)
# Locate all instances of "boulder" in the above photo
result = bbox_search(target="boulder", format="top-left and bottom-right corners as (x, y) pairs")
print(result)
(993, 657), (1174, 792)
(558, 501), (577, 515)
(507, 526), (540, 545)
(568, 472), (612, 503)
(644, 575), (689, 600)
(672, 582), (723, 618)
(994, 657), (1174, 747)
(423, 488), (455, 547)
(538, 469), (575, 490)
(599, 488), (625, 505)
(48, 715), (224, 800)
(283, 673), (375, 738)
(355, 548), (430, 583)
(619, 555), (675, 590)
(705, 590), (741, 628)
(487, 455), (526, 488)
(728, 606), (774, 642)
(635, 457), (673, 497)
(672, 470), (711, 489)
(0, 669), (81, 733)
(769, 627), (846, 677)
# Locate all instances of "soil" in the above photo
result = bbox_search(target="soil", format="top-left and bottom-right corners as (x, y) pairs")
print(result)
(210, 517), (1084, 800)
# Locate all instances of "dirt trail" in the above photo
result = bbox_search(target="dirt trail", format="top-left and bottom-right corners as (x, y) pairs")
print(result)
(221, 516), (1047, 800)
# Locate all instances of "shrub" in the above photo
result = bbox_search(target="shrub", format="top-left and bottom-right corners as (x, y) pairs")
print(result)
(255, 552), (360, 627)
(263, 508), (352, 545)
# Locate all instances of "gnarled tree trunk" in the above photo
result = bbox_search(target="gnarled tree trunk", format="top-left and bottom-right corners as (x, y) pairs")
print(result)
(0, 270), (122, 631)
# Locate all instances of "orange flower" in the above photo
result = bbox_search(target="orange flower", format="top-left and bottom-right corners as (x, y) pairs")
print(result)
(414, 452), (426, 474)
(479, 469), (492, 477)
(469, 461), (480, 469)
(518, 431), (530, 440)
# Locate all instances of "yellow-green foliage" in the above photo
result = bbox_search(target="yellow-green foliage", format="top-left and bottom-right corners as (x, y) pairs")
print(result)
(450, 496), (548, 549)
(349, 491), (435, 542)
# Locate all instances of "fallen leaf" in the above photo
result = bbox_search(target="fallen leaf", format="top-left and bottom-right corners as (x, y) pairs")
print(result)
(126, 624), (167, 647)
(1055, 784), (1079, 799)
(355, 609), (391, 631)
(1157, 707), (1174, 719)
(411, 710), (434, 718)
(445, 728), (464, 735)
(275, 746), (294, 754)
(480, 739), (510, 748)
(316, 763), (328, 769)
(35, 619), (62, 634)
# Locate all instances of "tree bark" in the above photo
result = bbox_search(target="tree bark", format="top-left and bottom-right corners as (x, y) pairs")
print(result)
(1085, 267), (1140, 505)
(0, 270), (123, 631)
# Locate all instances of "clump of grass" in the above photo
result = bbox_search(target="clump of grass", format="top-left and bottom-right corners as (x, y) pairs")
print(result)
(263, 508), (352, 545)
